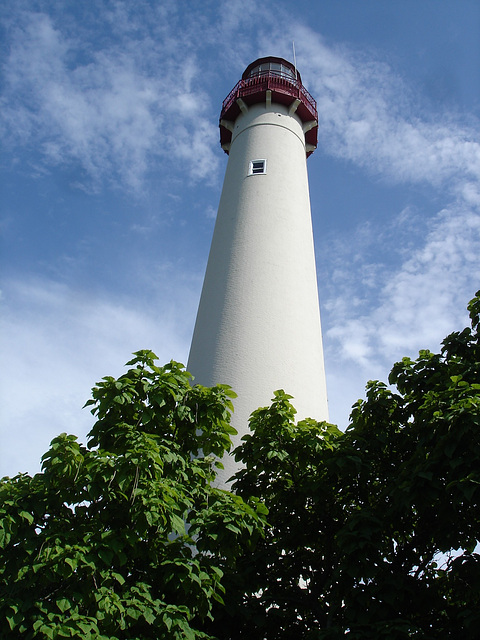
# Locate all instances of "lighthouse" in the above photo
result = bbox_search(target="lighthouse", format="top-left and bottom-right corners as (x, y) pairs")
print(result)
(188, 57), (328, 484)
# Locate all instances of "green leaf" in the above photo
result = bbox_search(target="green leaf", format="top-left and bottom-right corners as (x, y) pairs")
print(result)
(170, 513), (186, 536)
(111, 571), (125, 585)
(65, 557), (78, 571)
(38, 625), (55, 639)
(143, 609), (155, 625)
(18, 510), (34, 525)
(56, 598), (71, 613)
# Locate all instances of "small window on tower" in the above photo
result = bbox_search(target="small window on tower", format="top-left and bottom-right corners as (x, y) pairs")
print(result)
(249, 159), (266, 175)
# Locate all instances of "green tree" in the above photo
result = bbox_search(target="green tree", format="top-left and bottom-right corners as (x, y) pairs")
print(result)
(207, 291), (480, 639)
(3, 293), (480, 640)
(0, 352), (267, 640)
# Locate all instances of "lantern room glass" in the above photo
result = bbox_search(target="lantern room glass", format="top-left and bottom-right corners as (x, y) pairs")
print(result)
(247, 61), (296, 80)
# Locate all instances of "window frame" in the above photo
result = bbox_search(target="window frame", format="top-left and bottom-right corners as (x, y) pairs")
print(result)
(248, 159), (267, 176)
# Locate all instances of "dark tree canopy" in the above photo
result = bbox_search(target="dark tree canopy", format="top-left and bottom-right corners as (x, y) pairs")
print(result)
(2, 292), (480, 640)
(206, 291), (480, 639)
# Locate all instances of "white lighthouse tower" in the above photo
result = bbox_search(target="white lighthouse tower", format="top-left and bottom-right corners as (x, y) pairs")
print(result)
(188, 57), (328, 483)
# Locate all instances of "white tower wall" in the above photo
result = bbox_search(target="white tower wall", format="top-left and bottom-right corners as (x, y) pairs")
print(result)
(188, 98), (328, 484)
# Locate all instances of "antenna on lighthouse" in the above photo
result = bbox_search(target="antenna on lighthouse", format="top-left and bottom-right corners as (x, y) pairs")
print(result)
(293, 41), (297, 79)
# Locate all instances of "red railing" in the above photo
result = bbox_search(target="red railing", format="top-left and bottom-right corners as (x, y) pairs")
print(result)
(221, 70), (317, 121)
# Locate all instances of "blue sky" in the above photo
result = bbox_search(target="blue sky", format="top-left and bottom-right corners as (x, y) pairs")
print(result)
(1, 0), (480, 477)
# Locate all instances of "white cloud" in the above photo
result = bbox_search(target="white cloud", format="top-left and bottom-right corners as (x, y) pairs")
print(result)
(325, 205), (480, 368)
(322, 217), (479, 431)
(1, 10), (220, 190)
(293, 25), (480, 193)
(281, 25), (480, 424)
(0, 278), (192, 478)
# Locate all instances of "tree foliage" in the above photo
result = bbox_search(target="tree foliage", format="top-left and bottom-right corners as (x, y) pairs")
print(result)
(206, 291), (480, 639)
(2, 292), (480, 639)
(0, 353), (267, 639)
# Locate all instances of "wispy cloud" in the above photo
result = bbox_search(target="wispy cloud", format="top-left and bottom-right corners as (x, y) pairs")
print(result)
(286, 26), (480, 354)
(291, 24), (480, 190)
(322, 203), (480, 429)
(1, 9), (220, 190)
(0, 277), (192, 478)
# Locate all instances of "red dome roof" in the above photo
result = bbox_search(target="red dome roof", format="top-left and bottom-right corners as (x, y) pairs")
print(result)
(220, 56), (318, 157)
